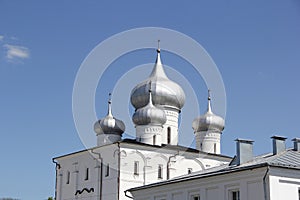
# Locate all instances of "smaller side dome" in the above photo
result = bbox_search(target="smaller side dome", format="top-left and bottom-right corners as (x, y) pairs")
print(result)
(192, 90), (225, 132)
(132, 87), (167, 126)
(94, 95), (125, 135)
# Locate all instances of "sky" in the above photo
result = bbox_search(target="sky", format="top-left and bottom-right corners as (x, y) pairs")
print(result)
(0, 1), (300, 199)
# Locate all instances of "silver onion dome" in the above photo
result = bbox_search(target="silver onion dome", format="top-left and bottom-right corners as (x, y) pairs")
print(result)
(94, 96), (125, 135)
(132, 88), (167, 126)
(130, 48), (185, 111)
(192, 91), (225, 132)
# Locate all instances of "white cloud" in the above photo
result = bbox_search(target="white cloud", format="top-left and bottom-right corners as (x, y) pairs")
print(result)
(4, 44), (30, 61)
(0, 35), (4, 41)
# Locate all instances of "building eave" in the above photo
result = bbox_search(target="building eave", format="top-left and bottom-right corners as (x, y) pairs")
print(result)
(128, 160), (300, 193)
(53, 138), (232, 161)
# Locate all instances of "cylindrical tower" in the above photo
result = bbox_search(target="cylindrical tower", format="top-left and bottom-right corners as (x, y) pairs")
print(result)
(130, 46), (185, 145)
(94, 94), (125, 146)
(132, 87), (167, 146)
(192, 91), (224, 154)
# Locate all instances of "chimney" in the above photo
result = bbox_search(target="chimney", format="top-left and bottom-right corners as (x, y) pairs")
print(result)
(292, 138), (300, 151)
(235, 138), (254, 165)
(271, 136), (287, 155)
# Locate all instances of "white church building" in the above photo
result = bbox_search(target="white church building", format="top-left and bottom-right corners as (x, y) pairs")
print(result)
(52, 47), (232, 200)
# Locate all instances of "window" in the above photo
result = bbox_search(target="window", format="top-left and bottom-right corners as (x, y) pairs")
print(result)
(188, 168), (193, 174)
(66, 171), (70, 184)
(214, 143), (217, 153)
(200, 143), (202, 150)
(230, 190), (240, 200)
(167, 166), (170, 180)
(167, 127), (171, 144)
(298, 188), (300, 200)
(85, 168), (89, 180)
(134, 161), (139, 175)
(191, 195), (200, 200)
(153, 135), (156, 145)
(105, 164), (109, 177)
(158, 164), (163, 179)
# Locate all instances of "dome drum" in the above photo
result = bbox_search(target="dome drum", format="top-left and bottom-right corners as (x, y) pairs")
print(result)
(136, 125), (163, 146)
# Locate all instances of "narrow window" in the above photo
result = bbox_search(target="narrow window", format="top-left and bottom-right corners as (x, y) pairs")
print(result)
(134, 161), (139, 175)
(66, 171), (70, 184)
(214, 143), (217, 153)
(298, 188), (300, 200)
(230, 190), (240, 200)
(153, 135), (156, 145)
(167, 166), (170, 180)
(191, 195), (200, 200)
(105, 164), (109, 177)
(200, 143), (203, 150)
(188, 168), (193, 174)
(158, 164), (163, 179)
(167, 127), (171, 144)
(85, 168), (89, 180)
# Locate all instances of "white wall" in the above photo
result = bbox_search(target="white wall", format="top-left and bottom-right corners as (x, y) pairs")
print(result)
(269, 168), (300, 200)
(130, 167), (267, 200)
(119, 144), (225, 200)
(55, 142), (230, 200)
(56, 144), (119, 200)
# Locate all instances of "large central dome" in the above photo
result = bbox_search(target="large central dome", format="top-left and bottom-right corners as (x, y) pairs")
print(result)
(130, 49), (185, 111)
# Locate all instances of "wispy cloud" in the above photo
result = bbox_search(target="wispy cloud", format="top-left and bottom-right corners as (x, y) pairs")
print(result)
(4, 44), (30, 61)
(0, 35), (4, 41)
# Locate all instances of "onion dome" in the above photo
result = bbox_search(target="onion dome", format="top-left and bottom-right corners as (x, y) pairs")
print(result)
(94, 94), (125, 135)
(130, 43), (185, 111)
(192, 90), (225, 132)
(132, 86), (167, 126)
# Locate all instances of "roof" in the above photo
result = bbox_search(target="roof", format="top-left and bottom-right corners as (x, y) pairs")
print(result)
(53, 138), (232, 160)
(122, 139), (231, 159)
(128, 148), (300, 192)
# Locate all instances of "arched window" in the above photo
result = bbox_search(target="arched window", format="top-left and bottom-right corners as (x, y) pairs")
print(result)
(167, 127), (171, 144)
(134, 161), (139, 175)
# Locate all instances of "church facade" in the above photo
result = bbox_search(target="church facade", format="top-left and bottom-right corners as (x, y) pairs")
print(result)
(53, 47), (231, 200)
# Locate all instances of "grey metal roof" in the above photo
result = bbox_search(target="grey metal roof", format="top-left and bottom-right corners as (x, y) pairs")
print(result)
(128, 148), (300, 192)
(267, 149), (300, 168)
(228, 148), (300, 169)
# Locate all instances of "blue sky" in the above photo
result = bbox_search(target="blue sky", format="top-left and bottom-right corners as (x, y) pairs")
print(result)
(0, 1), (300, 199)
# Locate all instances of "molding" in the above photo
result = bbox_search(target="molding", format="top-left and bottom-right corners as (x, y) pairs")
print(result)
(279, 179), (300, 185)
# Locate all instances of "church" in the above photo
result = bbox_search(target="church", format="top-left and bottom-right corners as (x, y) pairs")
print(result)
(52, 46), (232, 200)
